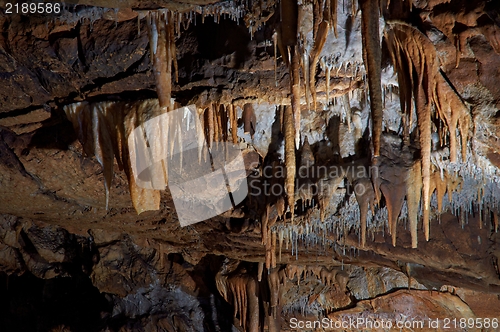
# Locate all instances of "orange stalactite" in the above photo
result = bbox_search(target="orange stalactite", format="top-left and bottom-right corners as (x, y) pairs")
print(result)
(348, 175), (375, 248)
(385, 22), (471, 243)
(146, 11), (175, 110)
(206, 104), (214, 149)
(228, 104), (238, 144)
(359, 0), (383, 205)
(324, 0), (338, 38)
(291, 46), (301, 149)
(267, 267), (281, 318)
(359, 0), (383, 158)
(64, 100), (164, 215)
(303, 52), (311, 111)
(213, 103), (220, 144)
(310, 21), (329, 111)
(215, 266), (260, 332)
(406, 160), (423, 248)
(284, 105), (296, 224)
(381, 180), (406, 247)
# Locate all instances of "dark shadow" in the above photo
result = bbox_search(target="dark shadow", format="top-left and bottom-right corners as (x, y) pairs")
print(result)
(0, 270), (109, 332)
(344, 14), (353, 51)
(326, 115), (342, 162)
(189, 254), (234, 332)
(28, 107), (77, 151)
(195, 16), (252, 68)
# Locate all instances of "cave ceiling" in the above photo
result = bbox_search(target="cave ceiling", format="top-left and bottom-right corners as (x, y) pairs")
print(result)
(1, 0), (500, 330)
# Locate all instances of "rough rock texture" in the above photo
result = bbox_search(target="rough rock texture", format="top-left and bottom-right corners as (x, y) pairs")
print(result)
(1, 0), (500, 331)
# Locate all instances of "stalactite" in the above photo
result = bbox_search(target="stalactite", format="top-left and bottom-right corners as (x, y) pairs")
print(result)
(276, 196), (285, 220)
(341, 93), (352, 132)
(286, 264), (298, 282)
(284, 105), (296, 224)
(143, 9), (178, 214)
(312, 0), (321, 39)
(446, 173), (461, 203)
(347, 175), (375, 248)
(263, 205), (274, 269)
(230, 279), (246, 329)
(359, 0), (383, 204)
(206, 104), (214, 148)
(434, 171), (447, 213)
(300, 136), (315, 170)
(217, 266), (260, 332)
(268, 267), (280, 318)
(271, 230), (277, 268)
(273, 32), (278, 87)
(298, 137), (315, 209)
(358, 0), (383, 152)
(229, 104), (238, 144)
(176, 118), (182, 169)
(291, 46), (301, 149)
(146, 10), (175, 110)
(324, 0), (338, 38)
(308, 265), (323, 280)
(478, 204), (483, 230)
(197, 108), (206, 164)
(303, 54), (311, 112)
(243, 103), (256, 138)
(168, 110), (176, 158)
(386, 22), (471, 242)
(213, 103), (220, 144)
(278, 228), (284, 261)
(411, 35), (434, 239)
(218, 104), (225, 142)
(276, 105), (283, 136)
(320, 267), (336, 287)
(319, 171), (344, 222)
(380, 180), (406, 247)
(94, 106), (114, 210)
(406, 160), (422, 248)
(223, 104), (229, 142)
(126, 112), (162, 213)
(171, 25), (178, 84)
(296, 265), (305, 285)
(137, 14), (141, 36)
(258, 262), (264, 282)
(434, 74), (471, 163)
(310, 21), (329, 111)
(64, 100), (163, 215)
(265, 243), (271, 271)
